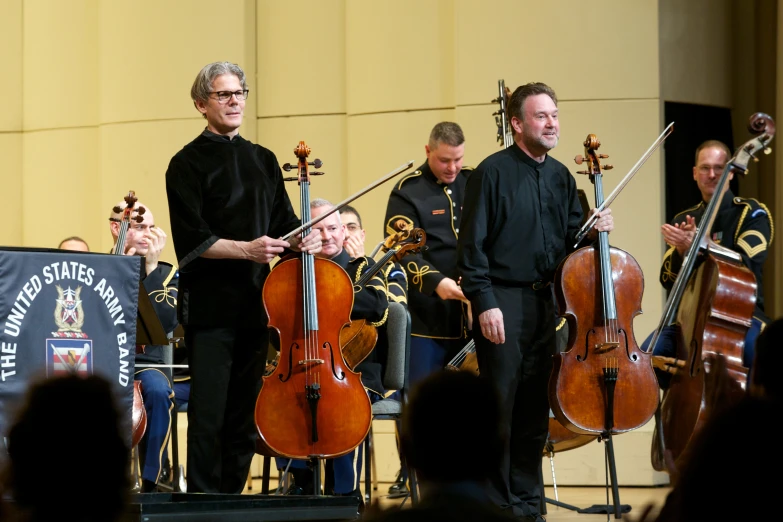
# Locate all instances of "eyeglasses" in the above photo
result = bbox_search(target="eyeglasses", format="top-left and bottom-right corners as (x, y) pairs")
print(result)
(697, 164), (726, 175)
(209, 90), (249, 103)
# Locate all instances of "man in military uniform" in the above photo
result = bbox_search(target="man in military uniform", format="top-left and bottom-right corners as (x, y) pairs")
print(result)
(644, 139), (773, 386)
(383, 121), (471, 496)
(110, 201), (179, 492)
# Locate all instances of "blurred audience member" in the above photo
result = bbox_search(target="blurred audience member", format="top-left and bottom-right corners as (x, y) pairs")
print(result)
(1, 374), (129, 522)
(749, 317), (783, 399)
(363, 371), (515, 522)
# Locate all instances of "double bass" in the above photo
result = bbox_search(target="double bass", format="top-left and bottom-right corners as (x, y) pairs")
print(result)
(549, 135), (659, 436)
(255, 142), (372, 464)
(650, 113), (775, 473)
(111, 191), (148, 449)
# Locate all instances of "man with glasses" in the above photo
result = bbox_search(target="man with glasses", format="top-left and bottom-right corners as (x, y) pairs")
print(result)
(165, 61), (321, 494)
(644, 140), (773, 387)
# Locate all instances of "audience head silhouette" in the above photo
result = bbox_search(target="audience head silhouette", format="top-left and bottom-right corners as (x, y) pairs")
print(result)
(3, 373), (129, 522)
(401, 370), (503, 483)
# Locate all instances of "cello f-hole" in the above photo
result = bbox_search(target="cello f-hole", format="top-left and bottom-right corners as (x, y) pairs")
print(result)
(325, 342), (346, 380)
(279, 343), (297, 382)
(579, 329), (597, 361)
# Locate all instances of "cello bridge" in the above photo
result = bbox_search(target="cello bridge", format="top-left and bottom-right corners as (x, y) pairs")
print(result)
(298, 358), (325, 365)
(594, 342), (620, 354)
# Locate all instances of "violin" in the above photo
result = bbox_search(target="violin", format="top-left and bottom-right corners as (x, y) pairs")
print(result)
(254, 142), (372, 461)
(111, 191), (148, 449)
(340, 226), (426, 369)
(549, 135), (659, 436)
(650, 113), (775, 473)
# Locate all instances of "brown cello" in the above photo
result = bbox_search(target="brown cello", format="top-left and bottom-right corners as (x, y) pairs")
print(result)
(650, 113), (775, 473)
(112, 191), (148, 449)
(254, 142), (372, 465)
(549, 135), (659, 436)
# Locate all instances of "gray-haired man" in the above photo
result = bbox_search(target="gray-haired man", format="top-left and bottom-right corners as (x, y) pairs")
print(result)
(165, 61), (321, 493)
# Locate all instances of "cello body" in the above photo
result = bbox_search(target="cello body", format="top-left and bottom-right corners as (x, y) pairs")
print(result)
(255, 255), (372, 459)
(254, 141), (371, 460)
(549, 134), (659, 436)
(551, 245), (658, 434)
(651, 250), (754, 471)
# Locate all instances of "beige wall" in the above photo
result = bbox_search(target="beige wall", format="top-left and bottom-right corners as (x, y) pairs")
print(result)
(659, 0), (734, 107)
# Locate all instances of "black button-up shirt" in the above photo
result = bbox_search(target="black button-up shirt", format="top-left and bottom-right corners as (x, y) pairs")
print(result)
(457, 145), (584, 315)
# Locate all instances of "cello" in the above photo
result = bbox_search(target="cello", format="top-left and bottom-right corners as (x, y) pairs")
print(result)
(112, 191), (148, 449)
(549, 134), (659, 435)
(254, 142), (372, 468)
(650, 113), (775, 473)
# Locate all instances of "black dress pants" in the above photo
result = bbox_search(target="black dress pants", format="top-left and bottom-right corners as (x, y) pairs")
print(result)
(185, 326), (267, 493)
(474, 285), (556, 519)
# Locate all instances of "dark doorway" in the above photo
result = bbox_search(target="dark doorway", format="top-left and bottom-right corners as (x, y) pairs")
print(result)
(663, 102), (736, 224)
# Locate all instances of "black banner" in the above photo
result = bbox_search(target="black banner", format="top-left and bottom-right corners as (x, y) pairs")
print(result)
(0, 248), (140, 446)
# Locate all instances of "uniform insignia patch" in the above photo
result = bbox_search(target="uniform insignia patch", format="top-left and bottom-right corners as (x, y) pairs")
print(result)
(432, 209), (445, 215)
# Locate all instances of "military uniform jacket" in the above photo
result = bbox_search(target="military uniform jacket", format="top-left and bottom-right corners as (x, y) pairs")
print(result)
(136, 261), (179, 367)
(660, 190), (773, 315)
(384, 162), (469, 339)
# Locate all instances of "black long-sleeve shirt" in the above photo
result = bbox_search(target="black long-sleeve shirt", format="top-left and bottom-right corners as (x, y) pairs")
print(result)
(165, 131), (301, 328)
(457, 145), (583, 315)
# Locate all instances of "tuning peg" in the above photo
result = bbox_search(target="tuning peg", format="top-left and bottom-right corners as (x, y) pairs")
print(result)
(753, 156), (760, 163)
(602, 164), (614, 170)
(764, 147), (772, 155)
(310, 171), (325, 176)
(575, 170), (591, 175)
(310, 159), (323, 168)
(282, 163), (295, 171)
(574, 155), (585, 165)
(597, 154), (609, 159)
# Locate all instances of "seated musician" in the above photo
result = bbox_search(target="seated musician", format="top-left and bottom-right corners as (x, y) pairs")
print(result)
(276, 198), (407, 505)
(109, 201), (179, 492)
(642, 140), (773, 387)
(58, 236), (90, 252)
(340, 204), (366, 259)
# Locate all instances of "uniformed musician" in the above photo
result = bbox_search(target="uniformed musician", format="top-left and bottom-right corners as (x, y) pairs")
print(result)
(643, 139), (773, 387)
(109, 201), (179, 492)
(383, 121), (471, 496)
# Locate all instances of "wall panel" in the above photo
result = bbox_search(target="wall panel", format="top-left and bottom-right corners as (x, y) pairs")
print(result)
(98, 119), (205, 261)
(0, 0), (23, 131)
(256, 0), (345, 118)
(0, 134), (23, 247)
(98, 0), (254, 125)
(456, 0), (659, 106)
(22, 129), (100, 249)
(257, 114), (347, 218)
(345, 0), (455, 115)
(659, 0), (733, 107)
(23, 0), (98, 130)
